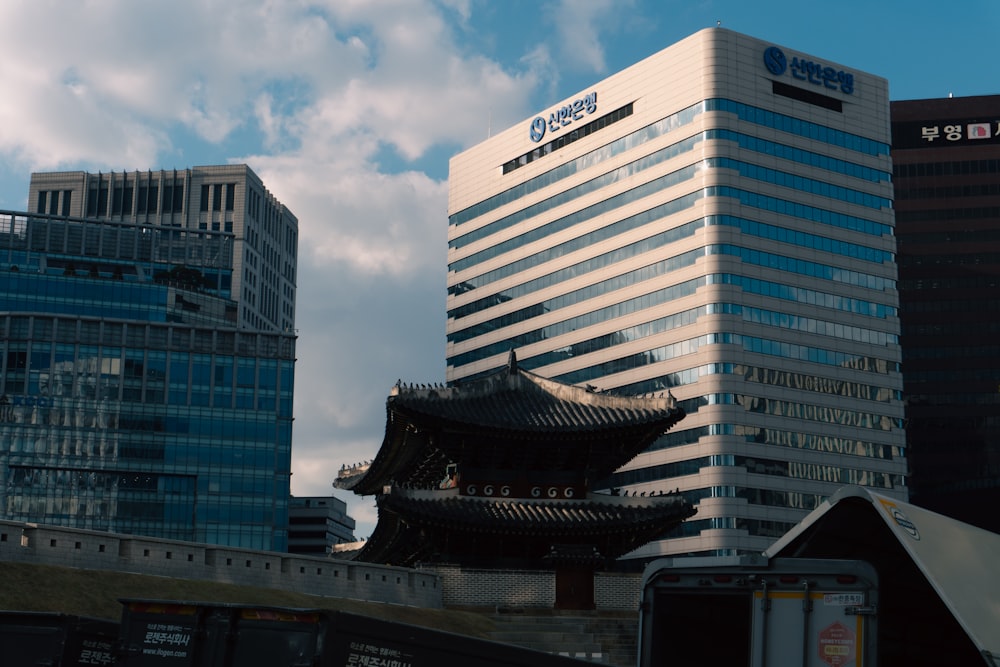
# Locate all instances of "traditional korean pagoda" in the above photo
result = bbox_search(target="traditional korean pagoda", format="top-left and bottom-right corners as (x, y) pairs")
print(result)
(334, 351), (694, 608)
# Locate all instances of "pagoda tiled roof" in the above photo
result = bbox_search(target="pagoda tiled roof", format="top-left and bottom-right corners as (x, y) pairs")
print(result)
(390, 352), (681, 432)
(349, 487), (695, 567)
(381, 489), (692, 534)
(336, 351), (684, 495)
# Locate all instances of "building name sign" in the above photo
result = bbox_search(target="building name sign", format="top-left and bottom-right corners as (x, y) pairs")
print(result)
(893, 118), (1000, 149)
(529, 92), (598, 142)
(763, 46), (855, 95)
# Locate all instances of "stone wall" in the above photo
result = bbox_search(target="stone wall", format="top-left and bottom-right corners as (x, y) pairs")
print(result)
(424, 565), (642, 611)
(0, 520), (645, 612)
(0, 520), (441, 608)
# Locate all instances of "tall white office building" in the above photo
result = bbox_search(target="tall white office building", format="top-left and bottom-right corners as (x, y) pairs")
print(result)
(446, 28), (907, 563)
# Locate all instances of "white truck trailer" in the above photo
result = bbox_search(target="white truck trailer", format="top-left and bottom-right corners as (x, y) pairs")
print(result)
(637, 486), (999, 666)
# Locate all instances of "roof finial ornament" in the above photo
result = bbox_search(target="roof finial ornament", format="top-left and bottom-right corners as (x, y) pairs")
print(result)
(506, 348), (518, 375)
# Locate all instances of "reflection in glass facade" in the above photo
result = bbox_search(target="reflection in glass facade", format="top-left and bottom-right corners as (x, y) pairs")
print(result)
(446, 29), (907, 564)
(1, 165), (297, 551)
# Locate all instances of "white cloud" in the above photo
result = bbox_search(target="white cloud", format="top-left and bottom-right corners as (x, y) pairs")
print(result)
(252, 153), (447, 275)
(0, 0), (557, 542)
(550, 0), (637, 75)
(284, 243), (446, 538)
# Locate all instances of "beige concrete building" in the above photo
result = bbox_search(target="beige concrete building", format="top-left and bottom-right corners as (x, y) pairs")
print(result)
(28, 164), (297, 334)
(446, 28), (905, 564)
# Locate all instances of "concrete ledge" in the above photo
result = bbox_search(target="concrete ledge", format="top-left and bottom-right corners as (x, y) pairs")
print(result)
(0, 520), (441, 608)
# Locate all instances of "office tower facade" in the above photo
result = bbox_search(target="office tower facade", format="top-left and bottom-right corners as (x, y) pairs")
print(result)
(287, 496), (357, 556)
(29, 165), (297, 334)
(0, 165), (296, 550)
(892, 95), (1000, 533)
(446, 28), (907, 563)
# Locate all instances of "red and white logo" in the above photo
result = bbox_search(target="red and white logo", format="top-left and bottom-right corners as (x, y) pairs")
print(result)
(968, 123), (992, 139)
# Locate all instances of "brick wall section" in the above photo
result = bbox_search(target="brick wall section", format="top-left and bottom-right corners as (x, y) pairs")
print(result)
(426, 565), (642, 611)
(594, 572), (642, 610)
(429, 566), (556, 608)
(0, 520), (441, 608)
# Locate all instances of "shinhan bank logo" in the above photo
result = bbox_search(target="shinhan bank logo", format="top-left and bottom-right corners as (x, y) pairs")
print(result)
(763, 46), (787, 75)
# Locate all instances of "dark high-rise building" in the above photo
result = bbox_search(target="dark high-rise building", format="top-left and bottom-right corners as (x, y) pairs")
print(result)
(892, 95), (1000, 533)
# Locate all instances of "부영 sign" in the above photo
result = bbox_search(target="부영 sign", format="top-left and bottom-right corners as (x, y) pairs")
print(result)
(893, 118), (1000, 149)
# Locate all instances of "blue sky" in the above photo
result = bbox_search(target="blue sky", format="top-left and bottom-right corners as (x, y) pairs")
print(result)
(0, 0), (996, 539)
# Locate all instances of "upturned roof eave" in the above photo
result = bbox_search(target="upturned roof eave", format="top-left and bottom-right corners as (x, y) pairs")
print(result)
(350, 491), (696, 566)
(390, 398), (685, 436)
(388, 350), (682, 432)
(335, 405), (429, 496)
(379, 490), (696, 533)
(342, 404), (685, 492)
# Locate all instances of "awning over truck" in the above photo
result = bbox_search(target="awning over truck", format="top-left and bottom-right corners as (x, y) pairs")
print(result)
(766, 485), (1000, 663)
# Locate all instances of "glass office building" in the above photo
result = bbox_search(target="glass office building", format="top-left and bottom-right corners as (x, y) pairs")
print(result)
(0, 165), (297, 550)
(446, 29), (907, 563)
